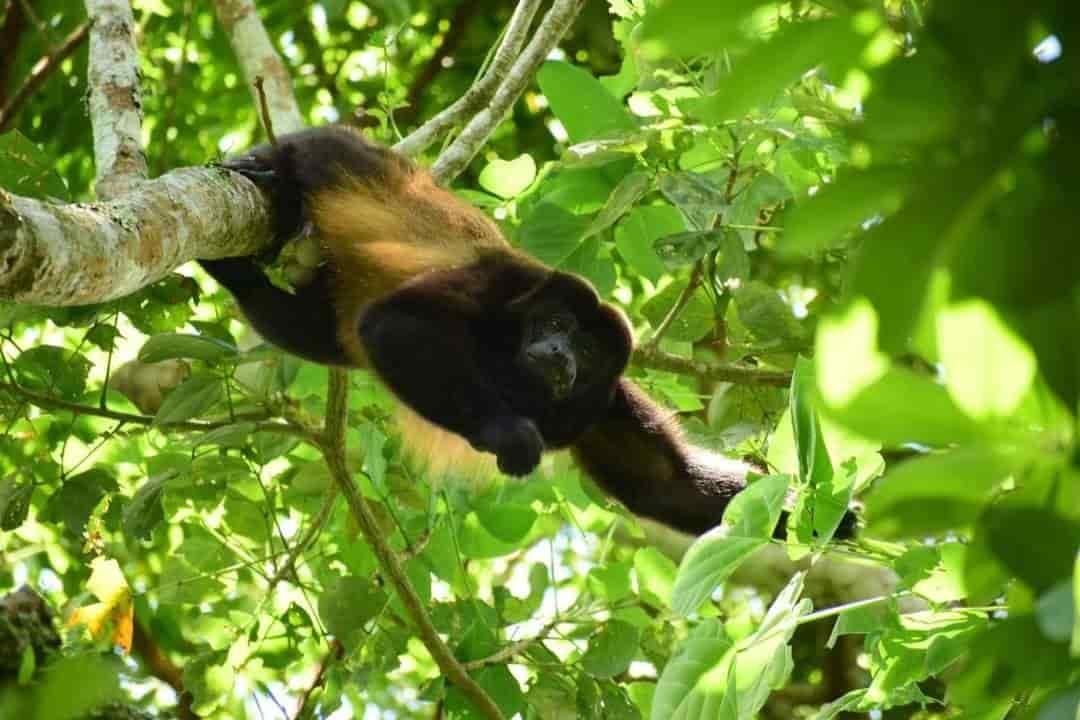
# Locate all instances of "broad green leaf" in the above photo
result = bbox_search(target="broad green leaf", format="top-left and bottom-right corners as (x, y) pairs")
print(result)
(159, 557), (225, 605)
(671, 475), (787, 615)
(651, 637), (733, 720)
(634, 547), (678, 608)
(1036, 580), (1074, 643)
(537, 61), (636, 143)
(641, 281), (715, 342)
(520, 202), (590, 266)
(0, 130), (69, 200)
(639, 0), (765, 60)
(659, 172), (726, 230)
(820, 365), (978, 448)
(615, 204), (686, 281)
(654, 230), (721, 271)
(476, 503), (538, 544)
(0, 475), (32, 530)
(865, 446), (1014, 538)
(779, 168), (909, 256)
(815, 299), (889, 407)
(582, 620), (640, 678)
(679, 17), (871, 124)
(479, 154), (537, 199)
(139, 333), (238, 363)
(937, 300), (1037, 420)
(41, 469), (118, 537)
(734, 281), (803, 342)
(123, 471), (174, 540)
(791, 358), (832, 487)
(31, 655), (123, 720)
(584, 170), (651, 239)
(14, 345), (92, 401)
(154, 373), (224, 425)
(319, 576), (387, 651)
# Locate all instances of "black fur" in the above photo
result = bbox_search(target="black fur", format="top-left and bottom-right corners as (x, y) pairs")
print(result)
(200, 127), (858, 540)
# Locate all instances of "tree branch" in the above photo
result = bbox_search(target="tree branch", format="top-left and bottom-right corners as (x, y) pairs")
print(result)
(0, 380), (315, 439)
(319, 368), (505, 720)
(430, 0), (585, 183)
(212, 0), (303, 136)
(394, 0), (543, 159)
(0, 21), (90, 133)
(85, 0), (148, 200)
(131, 620), (198, 720)
(632, 346), (793, 387)
(0, 170), (270, 304)
(0, 0), (28, 108)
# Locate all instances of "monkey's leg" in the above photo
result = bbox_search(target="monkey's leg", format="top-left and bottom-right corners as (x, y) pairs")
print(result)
(199, 258), (349, 366)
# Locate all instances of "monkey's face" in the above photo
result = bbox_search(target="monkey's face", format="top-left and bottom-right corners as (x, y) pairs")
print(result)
(511, 273), (632, 409)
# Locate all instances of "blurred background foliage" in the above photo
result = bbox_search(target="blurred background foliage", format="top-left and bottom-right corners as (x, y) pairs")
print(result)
(0, 0), (1078, 718)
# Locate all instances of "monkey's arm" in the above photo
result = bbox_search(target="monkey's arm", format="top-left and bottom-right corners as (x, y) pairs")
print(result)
(360, 275), (544, 477)
(198, 259), (350, 366)
(573, 380), (859, 538)
(571, 380), (756, 535)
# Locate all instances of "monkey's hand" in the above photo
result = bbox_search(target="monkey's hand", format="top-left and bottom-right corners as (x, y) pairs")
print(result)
(475, 417), (543, 476)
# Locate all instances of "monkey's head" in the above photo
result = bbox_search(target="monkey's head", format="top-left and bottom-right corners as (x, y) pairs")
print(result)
(503, 272), (632, 441)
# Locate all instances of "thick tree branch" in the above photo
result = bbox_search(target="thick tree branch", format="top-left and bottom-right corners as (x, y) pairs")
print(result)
(0, 170), (270, 304)
(0, 0), (28, 108)
(85, 0), (148, 200)
(212, 0), (303, 136)
(320, 369), (505, 720)
(430, 0), (586, 183)
(0, 21), (90, 133)
(395, 0), (543, 159)
(131, 620), (198, 720)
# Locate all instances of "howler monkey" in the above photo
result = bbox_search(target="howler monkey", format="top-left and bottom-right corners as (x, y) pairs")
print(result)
(200, 127), (852, 538)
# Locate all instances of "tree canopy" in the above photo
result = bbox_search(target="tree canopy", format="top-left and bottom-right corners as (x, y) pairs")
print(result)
(0, 1), (1078, 719)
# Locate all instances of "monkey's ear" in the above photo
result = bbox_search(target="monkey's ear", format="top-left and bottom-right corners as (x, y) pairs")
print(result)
(508, 271), (599, 314)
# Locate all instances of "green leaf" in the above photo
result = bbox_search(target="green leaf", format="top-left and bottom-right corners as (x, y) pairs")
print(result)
(41, 468), (118, 537)
(0, 475), (33, 530)
(476, 503), (538, 544)
(616, 204), (686, 281)
(671, 474), (788, 615)
(582, 620), (640, 678)
(319, 576), (387, 651)
(641, 281), (714, 342)
(32, 655), (123, 720)
(520, 202), (590, 266)
(937, 300), (1037, 420)
(654, 230), (721, 271)
(679, 16), (870, 124)
(14, 345), (92, 401)
(734, 281), (803, 342)
(634, 547), (678, 608)
(537, 61), (636, 143)
(0, 130), (69, 200)
(1073, 550), (1080, 656)
(584, 170), (651, 239)
(139, 332), (238, 363)
(159, 557), (225, 605)
(791, 358), (832, 487)
(779, 168), (909, 256)
(865, 446), (1014, 538)
(639, 0), (765, 60)
(154, 373), (224, 425)
(123, 471), (174, 540)
(1036, 580), (1074, 643)
(479, 154), (537, 199)
(659, 172), (726, 231)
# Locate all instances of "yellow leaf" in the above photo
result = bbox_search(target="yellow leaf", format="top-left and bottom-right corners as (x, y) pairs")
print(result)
(68, 557), (134, 652)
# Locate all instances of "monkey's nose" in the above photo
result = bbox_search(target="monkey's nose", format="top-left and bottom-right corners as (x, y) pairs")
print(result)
(527, 345), (576, 400)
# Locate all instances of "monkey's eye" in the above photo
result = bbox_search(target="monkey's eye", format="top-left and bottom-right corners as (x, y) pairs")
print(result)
(543, 315), (569, 333)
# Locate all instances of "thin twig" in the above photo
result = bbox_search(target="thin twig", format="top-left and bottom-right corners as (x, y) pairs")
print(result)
(266, 486), (340, 589)
(642, 260), (706, 351)
(253, 76), (278, 145)
(395, 0), (543, 159)
(131, 621), (198, 720)
(430, 0), (585, 183)
(632, 348), (793, 387)
(0, 380), (318, 439)
(293, 638), (344, 720)
(461, 619), (560, 671)
(0, 22), (90, 132)
(319, 368), (505, 720)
